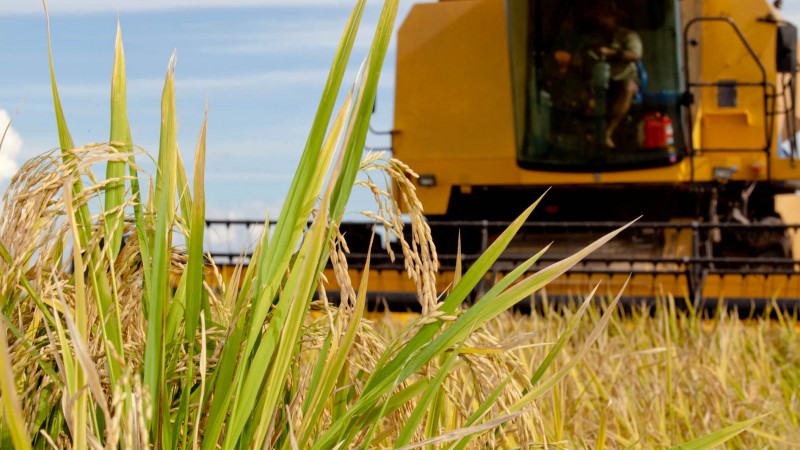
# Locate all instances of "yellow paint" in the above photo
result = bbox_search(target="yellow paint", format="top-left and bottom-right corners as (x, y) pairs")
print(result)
(698, 0), (775, 150)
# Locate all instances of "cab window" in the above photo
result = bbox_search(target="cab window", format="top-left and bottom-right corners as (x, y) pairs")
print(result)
(512, 0), (685, 171)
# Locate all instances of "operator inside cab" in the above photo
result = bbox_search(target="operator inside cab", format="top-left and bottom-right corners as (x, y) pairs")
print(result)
(521, 0), (682, 170)
(554, 2), (643, 148)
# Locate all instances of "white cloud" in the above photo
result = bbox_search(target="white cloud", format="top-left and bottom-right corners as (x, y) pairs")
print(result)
(200, 20), (375, 55)
(176, 69), (330, 91)
(0, 69), (331, 100)
(0, 109), (23, 182)
(205, 172), (294, 182)
(0, 0), (357, 15)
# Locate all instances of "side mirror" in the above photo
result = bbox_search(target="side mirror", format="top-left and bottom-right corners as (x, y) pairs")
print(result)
(777, 23), (797, 74)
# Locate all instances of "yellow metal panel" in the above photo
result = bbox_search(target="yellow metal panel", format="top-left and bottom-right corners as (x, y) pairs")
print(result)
(541, 273), (691, 299)
(700, 110), (764, 149)
(696, 0), (775, 150)
(703, 274), (800, 299)
(406, 151), (780, 197)
(770, 158), (800, 181)
(691, 152), (769, 181)
(395, 0), (519, 214)
(395, 0), (516, 162)
(414, 184), (451, 215)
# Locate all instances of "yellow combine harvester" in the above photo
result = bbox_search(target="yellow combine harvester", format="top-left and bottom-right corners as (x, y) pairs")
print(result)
(210, 0), (800, 311)
(386, 0), (800, 306)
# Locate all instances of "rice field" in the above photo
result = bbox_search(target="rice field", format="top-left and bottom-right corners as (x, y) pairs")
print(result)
(0, 1), (798, 449)
(434, 303), (800, 448)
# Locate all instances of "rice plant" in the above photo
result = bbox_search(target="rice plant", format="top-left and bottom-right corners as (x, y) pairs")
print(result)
(0, 1), (764, 448)
(461, 299), (799, 448)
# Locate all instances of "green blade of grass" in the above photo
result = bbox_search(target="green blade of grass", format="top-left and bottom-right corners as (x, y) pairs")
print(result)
(328, 1), (398, 222)
(185, 108), (207, 346)
(177, 107), (207, 447)
(293, 233), (372, 449)
(667, 415), (767, 450)
(529, 284), (596, 387)
(61, 177), (89, 450)
(176, 149), (193, 227)
(216, 129), (333, 446)
(310, 201), (545, 450)
(143, 52), (178, 444)
(316, 219), (634, 449)
(234, 3), (399, 442)
(0, 313), (32, 450)
(201, 4), (366, 446)
(243, 207), (331, 449)
(510, 279), (629, 412)
(47, 298), (77, 445)
(241, 77), (354, 370)
(394, 344), (462, 448)
(446, 371), (517, 450)
(43, 0), (74, 154)
(128, 124), (152, 311)
(199, 227), (266, 432)
(362, 196), (544, 395)
(105, 22), (129, 259)
(44, 1), (126, 387)
(257, 0), (366, 288)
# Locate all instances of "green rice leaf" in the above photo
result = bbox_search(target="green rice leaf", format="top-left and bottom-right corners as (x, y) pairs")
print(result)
(311, 201), (545, 450)
(510, 279), (630, 412)
(394, 344), (462, 447)
(185, 107), (207, 344)
(229, 204), (331, 448)
(43, 1), (74, 153)
(176, 149), (193, 226)
(529, 284), (596, 386)
(201, 4), (367, 446)
(364, 196), (545, 394)
(106, 22), (129, 259)
(144, 52), (179, 443)
(446, 371), (517, 450)
(176, 107), (208, 448)
(294, 233), (372, 450)
(0, 313), (32, 450)
(128, 123), (152, 310)
(257, 0), (366, 288)
(328, 1), (398, 221)
(667, 415), (767, 450)
(45, 2), (126, 387)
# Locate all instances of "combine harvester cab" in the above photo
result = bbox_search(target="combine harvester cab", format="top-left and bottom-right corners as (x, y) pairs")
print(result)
(387, 0), (800, 312)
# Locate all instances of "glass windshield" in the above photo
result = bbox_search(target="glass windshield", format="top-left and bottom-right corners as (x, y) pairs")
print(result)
(516, 0), (685, 171)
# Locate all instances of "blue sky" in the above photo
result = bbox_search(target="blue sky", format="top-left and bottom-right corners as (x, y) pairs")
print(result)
(0, 0), (414, 222)
(2, 0), (800, 224)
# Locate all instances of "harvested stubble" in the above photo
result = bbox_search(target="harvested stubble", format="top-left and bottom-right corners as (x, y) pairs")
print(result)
(0, 0), (777, 448)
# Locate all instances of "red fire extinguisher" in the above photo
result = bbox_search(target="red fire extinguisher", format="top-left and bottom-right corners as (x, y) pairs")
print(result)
(643, 112), (673, 148)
